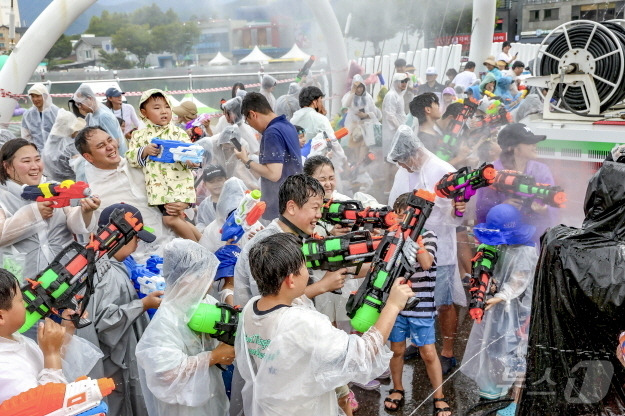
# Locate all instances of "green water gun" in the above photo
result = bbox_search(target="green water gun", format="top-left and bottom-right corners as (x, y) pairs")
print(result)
(188, 302), (240, 346)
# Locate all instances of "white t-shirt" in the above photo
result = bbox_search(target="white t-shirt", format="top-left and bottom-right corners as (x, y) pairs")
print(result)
(497, 51), (514, 64)
(451, 71), (478, 90)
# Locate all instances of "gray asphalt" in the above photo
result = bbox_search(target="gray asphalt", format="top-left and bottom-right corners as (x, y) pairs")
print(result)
(352, 304), (512, 416)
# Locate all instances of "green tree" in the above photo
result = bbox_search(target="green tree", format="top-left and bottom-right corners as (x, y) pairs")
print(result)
(112, 24), (154, 68)
(99, 49), (135, 69)
(46, 34), (72, 60)
(86, 10), (130, 36)
(151, 21), (200, 58)
(131, 4), (178, 28)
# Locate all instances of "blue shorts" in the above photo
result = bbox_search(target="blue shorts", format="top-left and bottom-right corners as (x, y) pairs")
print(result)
(434, 264), (455, 306)
(389, 315), (436, 347)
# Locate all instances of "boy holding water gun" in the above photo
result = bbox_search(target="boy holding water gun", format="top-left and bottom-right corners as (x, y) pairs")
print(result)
(236, 233), (414, 416)
(126, 89), (201, 241)
(0, 268), (101, 404)
(76, 203), (161, 416)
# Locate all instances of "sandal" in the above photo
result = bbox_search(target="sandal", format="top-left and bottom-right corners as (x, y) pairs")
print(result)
(433, 397), (452, 415)
(384, 389), (405, 412)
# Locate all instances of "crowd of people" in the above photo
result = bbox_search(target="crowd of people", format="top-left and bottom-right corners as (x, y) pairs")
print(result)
(0, 43), (589, 416)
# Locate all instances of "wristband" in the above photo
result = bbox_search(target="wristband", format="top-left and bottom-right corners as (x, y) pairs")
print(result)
(244, 159), (252, 169)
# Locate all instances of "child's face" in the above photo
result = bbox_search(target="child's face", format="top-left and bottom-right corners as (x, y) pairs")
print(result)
(298, 133), (306, 148)
(112, 235), (139, 262)
(311, 164), (336, 199)
(287, 194), (323, 235)
(141, 97), (172, 126)
(291, 262), (309, 295)
(0, 286), (26, 337)
(205, 176), (226, 197)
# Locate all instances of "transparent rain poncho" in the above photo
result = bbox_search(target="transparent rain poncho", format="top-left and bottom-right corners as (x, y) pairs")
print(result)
(381, 73), (407, 155)
(210, 125), (259, 191)
(460, 244), (538, 399)
(236, 294), (392, 415)
(136, 239), (229, 416)
(73, 83), (126, 155)
(21, 83), (59, 150)
(387, 125), (465, 305)
(42, 108), (79, 182)
(260, 74), (277, 111)
(275, 82), (301, 121)
(198, 177), (247, 253)
(223, 96), (260, 154)
(0, 129), (15, 147)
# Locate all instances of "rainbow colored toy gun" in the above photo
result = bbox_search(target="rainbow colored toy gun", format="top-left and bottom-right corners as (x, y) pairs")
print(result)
(188, 302), (240, 346)
(221, 190), (266, 243)
(435, 163), (497, 217)
(436, 98), (479, 161)
(21, 180), (91, 208)
(19, 209), (148, 332)
(150, 138), (205, 164)
(302, 230), (383, 272)
(0, 376), (115, 416)
(346, 190), (436, 333)
(185, 113), (211, 130)
(469, 244), (499, 323)
(492, 170), (567, 208)
(321, 199), (397, 231)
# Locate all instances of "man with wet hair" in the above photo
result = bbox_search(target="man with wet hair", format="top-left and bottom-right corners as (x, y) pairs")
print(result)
(236, 232), (414, 415)
(234, 173), (346, 307)
(235, 92), (302, 221)
(410, 92), (443, 153)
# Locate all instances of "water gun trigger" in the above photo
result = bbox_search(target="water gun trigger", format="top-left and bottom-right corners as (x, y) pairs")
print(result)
(245, 201), (266, 226)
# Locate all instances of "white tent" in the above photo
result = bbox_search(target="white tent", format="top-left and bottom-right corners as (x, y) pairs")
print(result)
(279, 44), (310, 61)
(208, 51), (232, 66)
(238, 46), (272, 64)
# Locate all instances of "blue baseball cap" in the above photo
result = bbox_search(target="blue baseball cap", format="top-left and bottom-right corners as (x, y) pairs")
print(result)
(214, 244), (240, 281)
(105, 87), (124, 97)
(473, 204), (535, 246)
(98, 203), (156, 243)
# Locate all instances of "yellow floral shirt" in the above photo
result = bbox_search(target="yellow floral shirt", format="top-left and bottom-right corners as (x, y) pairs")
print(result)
(126, 121), (196, 206)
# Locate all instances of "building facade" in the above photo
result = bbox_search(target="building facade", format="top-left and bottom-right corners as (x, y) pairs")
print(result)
(520, 0), (625, 42)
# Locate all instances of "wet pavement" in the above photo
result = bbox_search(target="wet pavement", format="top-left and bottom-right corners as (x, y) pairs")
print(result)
(352, 305), (511, 416)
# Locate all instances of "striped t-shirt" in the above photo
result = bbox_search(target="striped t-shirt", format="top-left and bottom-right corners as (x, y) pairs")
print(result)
(400, 230), (438, 319)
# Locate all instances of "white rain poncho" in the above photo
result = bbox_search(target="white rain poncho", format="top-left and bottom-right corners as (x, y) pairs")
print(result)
(513, 93), (542, 122)
(21, 83), (59, 150)
(199, 177), (247, 253)
(223, 97), (260, 154)
(381, 73), (407, 156)
(73, 84), (126, 155)
(275, 83), (301, 121)
(0, 129), (15, 147)
(136, 239), (229, 416)
(387, 126), (465, 304)
(260, 74), (277, 111)
(42, 108), (79, 181)
(236, 294), (392, 416)
(460, 244), (538, 399)
(210, 126), (259, 190)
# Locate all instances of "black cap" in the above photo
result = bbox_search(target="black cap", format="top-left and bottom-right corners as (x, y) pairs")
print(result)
(497, 123), (546, 148)
(98, 203), (156, 243)
(202, 164), (226, 182)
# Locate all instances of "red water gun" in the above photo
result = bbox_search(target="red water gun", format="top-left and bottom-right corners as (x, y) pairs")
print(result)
(21, 180), (91, 208)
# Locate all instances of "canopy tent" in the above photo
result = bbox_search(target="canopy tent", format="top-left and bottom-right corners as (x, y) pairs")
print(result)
(238, 46), (272, 64)
(180, 93), (220, 114)
(208, 52), (232, 66)
(279, 44), (310, 61)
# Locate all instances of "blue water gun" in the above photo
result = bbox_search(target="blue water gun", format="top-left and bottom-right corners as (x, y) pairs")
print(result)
(124, 255), (164, 318)
(149, 138), (205, 164)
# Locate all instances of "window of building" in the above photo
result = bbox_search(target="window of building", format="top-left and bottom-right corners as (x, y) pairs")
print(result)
(0, 33), (4, 38)
(85, 50), (92, 59)
(544, 8), (559, 20)
(0, 43), (5, 48)
(530, 10), (540, 22)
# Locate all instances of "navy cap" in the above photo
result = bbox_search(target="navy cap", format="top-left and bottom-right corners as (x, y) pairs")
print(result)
(105, 87), (124, 97)
(497, 123), (546, 148)
(98, 203), (156, 243)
